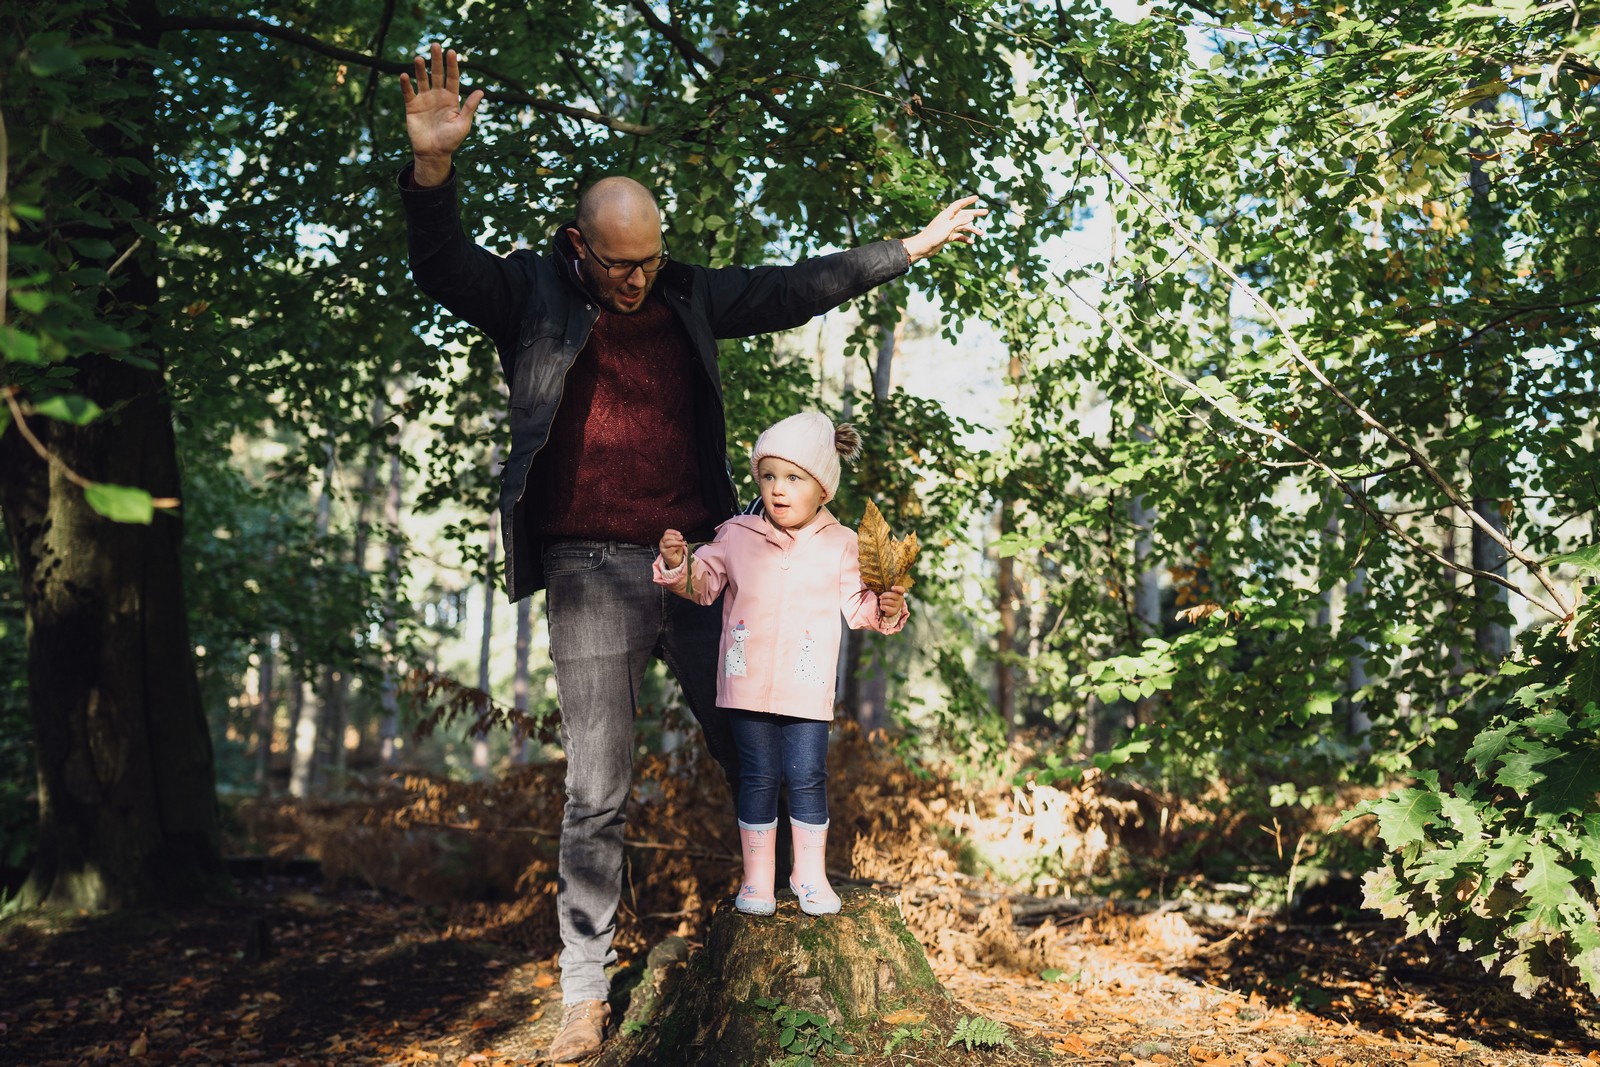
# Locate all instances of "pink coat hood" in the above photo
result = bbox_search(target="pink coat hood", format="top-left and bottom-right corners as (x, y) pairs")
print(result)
(653, 509), (907, 721)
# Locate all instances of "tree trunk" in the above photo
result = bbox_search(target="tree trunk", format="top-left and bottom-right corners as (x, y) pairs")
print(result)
(996, 502), (1018, 737)
(291, 447), (338, 796)
(474, 497), (499, 772)
(254, 633), (277, 794)
(842, 299), (899, 730)
(380, 449), (403, 765)
(1345, 563), (1373, 743)
(0, 0), (228, 910)
(288, 673), (315, 798)
(595, 888), (1044, 1067)
(511, 596), (532, 764)
(1467, 92), (1511, 663)
(324, 423), (380, 779)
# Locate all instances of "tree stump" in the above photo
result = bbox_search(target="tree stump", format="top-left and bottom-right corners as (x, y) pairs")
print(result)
(596, 886), (1047, 1067)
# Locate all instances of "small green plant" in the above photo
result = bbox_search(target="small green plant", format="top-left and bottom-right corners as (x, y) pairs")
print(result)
(946, 1015), (1013, 1052)
(884, 1022), (932, 1054)
(619, 1019), (648, 1037)
(1039, 967), (1082, 983)
(755, 996), (856, 1067)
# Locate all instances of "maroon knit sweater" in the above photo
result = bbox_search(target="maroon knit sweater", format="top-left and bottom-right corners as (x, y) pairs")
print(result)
(528, 293), (718, 545)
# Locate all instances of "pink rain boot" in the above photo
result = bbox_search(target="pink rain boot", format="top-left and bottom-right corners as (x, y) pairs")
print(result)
(788, 818), (841, 915)
(735, 821), (777, 916)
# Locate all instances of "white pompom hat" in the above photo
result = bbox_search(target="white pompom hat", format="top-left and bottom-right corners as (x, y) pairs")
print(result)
(749, 411), (861, 502)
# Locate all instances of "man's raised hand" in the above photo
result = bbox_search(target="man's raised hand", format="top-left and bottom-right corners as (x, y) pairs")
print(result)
(902, 196), (989, 263)
(399, 43), (484, 188)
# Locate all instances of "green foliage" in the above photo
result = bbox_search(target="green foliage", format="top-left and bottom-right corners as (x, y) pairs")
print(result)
(1, 4), (173, 528)
(945, 1014), (1012, 1052)
(1342, 593), (1600, 996)
(753, 996), (856, 1067)
(883, 1021), (933, 1054)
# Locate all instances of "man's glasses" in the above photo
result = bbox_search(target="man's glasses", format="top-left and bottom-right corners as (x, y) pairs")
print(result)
(578, 229), (669, 279)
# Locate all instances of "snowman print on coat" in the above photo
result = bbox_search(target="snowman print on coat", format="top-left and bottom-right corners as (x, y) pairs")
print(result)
(725, 620), (750, 677)
(793, 630), (826, 688)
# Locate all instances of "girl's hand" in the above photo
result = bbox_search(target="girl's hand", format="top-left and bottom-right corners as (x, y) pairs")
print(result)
(878, 585), (906, 621)
(659, 529), (687, 569)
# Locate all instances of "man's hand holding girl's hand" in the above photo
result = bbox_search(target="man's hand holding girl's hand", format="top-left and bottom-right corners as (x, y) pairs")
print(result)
(659, 529), (687, 569)
(879, 585), (906, 622)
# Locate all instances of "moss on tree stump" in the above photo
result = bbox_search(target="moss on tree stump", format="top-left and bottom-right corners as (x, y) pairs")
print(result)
(596, 886), (1049, 1067)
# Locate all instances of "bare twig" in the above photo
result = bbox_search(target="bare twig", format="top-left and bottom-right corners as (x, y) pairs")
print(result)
(624, 0), (714, 82)
(2, 388), (181, 508)
(106, 237), (142, 278)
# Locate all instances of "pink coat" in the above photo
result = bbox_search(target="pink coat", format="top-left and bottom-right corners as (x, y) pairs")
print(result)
(653, 509), (907, 721)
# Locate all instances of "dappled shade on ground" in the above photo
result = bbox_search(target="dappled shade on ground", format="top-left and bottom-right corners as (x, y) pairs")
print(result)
(4, 735), (1597, 1065)
(3, 872), (1596, 1066)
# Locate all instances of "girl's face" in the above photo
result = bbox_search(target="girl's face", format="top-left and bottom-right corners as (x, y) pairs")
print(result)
(757, 457), (826, 530)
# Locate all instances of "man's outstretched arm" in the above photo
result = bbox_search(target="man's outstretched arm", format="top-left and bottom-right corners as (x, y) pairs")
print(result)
(705, 196), (990, 338)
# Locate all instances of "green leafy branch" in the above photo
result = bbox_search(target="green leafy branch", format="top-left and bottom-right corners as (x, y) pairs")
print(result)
(0, 92), (173, 526)
(1065, 111), (1578, 626)
(1336, 559), (1600, 997)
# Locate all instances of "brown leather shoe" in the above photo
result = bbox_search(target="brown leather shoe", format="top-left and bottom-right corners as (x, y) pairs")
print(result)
(549, 998), (610, 1063)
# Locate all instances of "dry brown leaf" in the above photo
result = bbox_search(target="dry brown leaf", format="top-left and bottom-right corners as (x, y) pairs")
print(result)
(882, 1009), (927, 1025)
(857, 500), (918, 593)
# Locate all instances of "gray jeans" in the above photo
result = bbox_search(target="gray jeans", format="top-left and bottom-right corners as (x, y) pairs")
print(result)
(543, 541), (737, 1002)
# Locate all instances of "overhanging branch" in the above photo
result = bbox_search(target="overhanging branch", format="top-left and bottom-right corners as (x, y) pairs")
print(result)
(159, 15), (656, 136)
(1072, 113), (1576, 623)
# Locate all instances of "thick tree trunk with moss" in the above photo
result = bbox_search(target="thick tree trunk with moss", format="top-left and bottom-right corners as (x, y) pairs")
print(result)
(1, 363), (229, 910)
(0, 0), (229, 911)
(598, 888), (1044, 1067)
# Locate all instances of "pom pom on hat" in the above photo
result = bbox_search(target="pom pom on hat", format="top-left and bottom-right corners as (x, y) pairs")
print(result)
(750, 411), (858, 501)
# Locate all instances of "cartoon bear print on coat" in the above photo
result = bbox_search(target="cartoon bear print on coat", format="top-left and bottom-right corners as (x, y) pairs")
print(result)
(725, 620), (750, 677)
(792, 629), (826, 688)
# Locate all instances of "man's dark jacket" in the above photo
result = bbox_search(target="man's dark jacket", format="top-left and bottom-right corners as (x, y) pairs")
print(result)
(400, 168), (911, 601)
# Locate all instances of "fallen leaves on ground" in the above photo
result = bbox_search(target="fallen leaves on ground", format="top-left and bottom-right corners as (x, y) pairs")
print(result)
(3, 730), (1597, 1065)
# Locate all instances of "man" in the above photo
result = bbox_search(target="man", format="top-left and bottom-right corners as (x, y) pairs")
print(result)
(398, 44), (985, 1063)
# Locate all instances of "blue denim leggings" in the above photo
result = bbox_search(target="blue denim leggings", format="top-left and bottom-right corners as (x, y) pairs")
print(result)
(730, 709), (830, 826)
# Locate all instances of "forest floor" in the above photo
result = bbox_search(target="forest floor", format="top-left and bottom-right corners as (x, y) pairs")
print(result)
(3, 734), (1598, 1066)
(2, 870), (1596, 1067)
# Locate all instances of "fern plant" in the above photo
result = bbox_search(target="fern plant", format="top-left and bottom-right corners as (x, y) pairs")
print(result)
(946, 1015), (1013, 1052)
(884, 1022), (932, 1054)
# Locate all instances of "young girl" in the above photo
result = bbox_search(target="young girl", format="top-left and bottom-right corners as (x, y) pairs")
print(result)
(655, 411), (907, 916)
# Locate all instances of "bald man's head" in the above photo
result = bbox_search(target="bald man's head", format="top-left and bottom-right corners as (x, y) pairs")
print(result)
(576, 177), (661, 234)
(568, 177), (667, 314)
